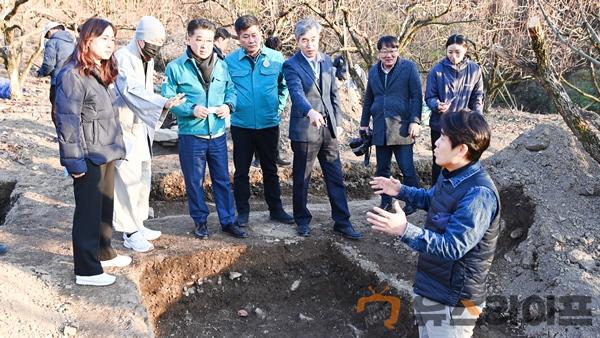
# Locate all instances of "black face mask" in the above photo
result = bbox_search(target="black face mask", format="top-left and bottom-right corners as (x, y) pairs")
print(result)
(141, 42), (161, 60)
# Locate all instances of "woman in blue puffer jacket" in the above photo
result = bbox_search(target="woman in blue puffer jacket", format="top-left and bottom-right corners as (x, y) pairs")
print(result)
(425, 34), (484, 183)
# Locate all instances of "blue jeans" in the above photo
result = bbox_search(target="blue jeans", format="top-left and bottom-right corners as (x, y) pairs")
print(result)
(375, 144), (420, 208)
(178, 134), (235, 227)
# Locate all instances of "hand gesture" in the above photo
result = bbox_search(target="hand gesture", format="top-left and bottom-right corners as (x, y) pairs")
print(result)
(215, 104), (230, 119)
(408, 122), (421, 138)
(165, 93), (186, 110)
(193, 105), (209, 119)
(437, 97), (454, 113)
(370, 176), (402, 197)
(437, 100), (449, 113)
(367, 201), (408, 236)
(307, 109), (325, 128)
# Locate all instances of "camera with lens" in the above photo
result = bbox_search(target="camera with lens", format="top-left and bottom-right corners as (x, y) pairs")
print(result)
(349, 128), (372, 165)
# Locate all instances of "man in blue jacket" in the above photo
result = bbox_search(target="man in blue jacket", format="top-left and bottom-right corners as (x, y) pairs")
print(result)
(162, 18), (246, 239)
(282, 17), (361, 240)
(37, 21), (75, 126)
(225, 15), (293, 227)
(360, 35), (422, 215)
(368, 110), (499, 337)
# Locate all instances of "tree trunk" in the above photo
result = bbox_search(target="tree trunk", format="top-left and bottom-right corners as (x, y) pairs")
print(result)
(7, 53), (21, 100)
(20, 38), (44, 88)
(526, 16), (600, 164)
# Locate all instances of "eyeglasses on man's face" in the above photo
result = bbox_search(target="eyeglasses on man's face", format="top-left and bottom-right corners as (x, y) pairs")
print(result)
(378, 49), (398, 56)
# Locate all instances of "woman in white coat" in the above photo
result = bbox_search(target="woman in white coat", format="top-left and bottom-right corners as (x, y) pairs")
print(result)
(113, 16), (185, 252)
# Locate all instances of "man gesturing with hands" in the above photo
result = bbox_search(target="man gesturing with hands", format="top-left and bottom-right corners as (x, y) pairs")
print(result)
(367, 110), (500, 338)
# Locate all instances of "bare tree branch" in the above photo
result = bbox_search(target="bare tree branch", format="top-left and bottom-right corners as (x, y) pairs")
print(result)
(560, 75), (600, 104)
(536, 0), (600, 67)
(20, 35), (44, 84)
(522, 15), (600, 164)
(590, 63), (600, 97)
(2, 0), (30, 22)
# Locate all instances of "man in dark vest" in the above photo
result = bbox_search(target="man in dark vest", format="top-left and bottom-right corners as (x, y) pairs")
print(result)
(368, 109), (500, 337)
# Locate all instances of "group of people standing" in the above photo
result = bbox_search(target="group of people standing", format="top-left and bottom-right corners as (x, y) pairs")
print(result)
(49, 15), (365, 287)
(361, 33), (484, 215)
(42, 12), (498, 338)
(361, 31), (494, 338)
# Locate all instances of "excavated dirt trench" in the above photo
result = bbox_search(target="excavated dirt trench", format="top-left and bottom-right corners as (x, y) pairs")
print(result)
(495, 185), (535, 255)
(149, 158), (432, 218)
(0, 180), (16, 226)
(141, 240), (417, 337)
(144, 148), (538, 337)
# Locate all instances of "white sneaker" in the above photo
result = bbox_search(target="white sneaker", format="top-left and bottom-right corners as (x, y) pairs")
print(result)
(123, 232), (154, 252)
(76, 273), (116, 286)
(140, 225), (161, 241)
(100, 254), (132, 268)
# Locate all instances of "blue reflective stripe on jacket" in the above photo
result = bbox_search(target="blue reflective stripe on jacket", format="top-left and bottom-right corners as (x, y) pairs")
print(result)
(225, 46), (288, 129)
(161, 52), (236, 137)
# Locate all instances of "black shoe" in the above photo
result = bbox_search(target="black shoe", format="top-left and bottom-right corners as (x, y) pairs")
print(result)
(269, 209), (294, 224)
(403, 204), (417, 216)
(333, 224), (363, 240)
(0, 243), (7, 255)
(297, 225), (311, 237)
(222, 223), (248, 238)
(194, 222), (209, 239)
(276, 156), (291, 166)
(236, 213), (249, 227)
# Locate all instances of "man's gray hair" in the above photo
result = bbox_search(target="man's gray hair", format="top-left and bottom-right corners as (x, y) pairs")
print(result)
(294, 17), (322, 39)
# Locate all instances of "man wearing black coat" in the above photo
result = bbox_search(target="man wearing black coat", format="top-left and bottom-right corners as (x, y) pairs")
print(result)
(360, 35), (422, 215)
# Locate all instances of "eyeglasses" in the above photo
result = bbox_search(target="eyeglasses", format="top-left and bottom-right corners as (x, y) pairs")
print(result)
(379, 49), (398, 56)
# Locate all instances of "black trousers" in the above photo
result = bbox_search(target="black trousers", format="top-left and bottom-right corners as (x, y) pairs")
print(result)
(431, 129), (442, 183)
(49, 85), (57, 127)
(72, 160), (117, 276)
(291, 125), (351, 228)
(231, 125), (284, 215)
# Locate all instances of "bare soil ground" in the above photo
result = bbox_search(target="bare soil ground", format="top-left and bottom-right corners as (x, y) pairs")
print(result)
(0, 77), (599, 337)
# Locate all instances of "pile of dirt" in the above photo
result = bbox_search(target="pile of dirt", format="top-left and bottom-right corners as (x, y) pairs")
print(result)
(475, 122), (600, 337)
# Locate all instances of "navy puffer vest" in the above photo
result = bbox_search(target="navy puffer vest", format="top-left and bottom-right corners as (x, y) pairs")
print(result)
(413, 166), (500, 306)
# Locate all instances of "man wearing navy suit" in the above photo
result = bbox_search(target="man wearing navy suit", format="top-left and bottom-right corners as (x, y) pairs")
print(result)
(282, 17), (362, 240)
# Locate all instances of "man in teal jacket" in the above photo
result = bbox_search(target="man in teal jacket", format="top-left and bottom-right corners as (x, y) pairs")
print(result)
(225, 15), (293, 226)
(162, 18), (246, 239)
